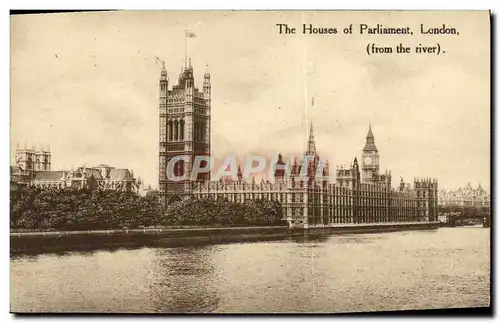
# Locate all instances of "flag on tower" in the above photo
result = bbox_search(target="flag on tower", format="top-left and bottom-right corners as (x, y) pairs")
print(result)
(185, 30), (196, 38)
(312, 97), (315, 106)
(184, 31), (196, 67)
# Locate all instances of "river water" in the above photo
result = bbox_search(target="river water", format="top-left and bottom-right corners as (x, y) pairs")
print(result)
(10, 227), (490, 313)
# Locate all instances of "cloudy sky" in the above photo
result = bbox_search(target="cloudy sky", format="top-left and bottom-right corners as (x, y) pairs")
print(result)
(11, 11), (490, 190)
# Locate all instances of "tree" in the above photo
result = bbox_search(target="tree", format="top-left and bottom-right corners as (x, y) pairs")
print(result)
(10, 186), (286, 230)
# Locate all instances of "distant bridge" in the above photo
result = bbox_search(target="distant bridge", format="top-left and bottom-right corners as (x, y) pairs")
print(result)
(438, 205), (491, 228)
(444, 212), (490, 228)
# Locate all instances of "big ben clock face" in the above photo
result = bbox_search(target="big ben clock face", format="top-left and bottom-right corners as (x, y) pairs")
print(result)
(364, 157), (372, 165)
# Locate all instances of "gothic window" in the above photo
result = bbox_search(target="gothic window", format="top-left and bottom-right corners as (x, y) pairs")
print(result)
(27, 157), (33, 171)
(173, 160), (185, 177)
(168, 121), (173, 141)
(180, 120), (184, 141)
(174, 120), (179, 141)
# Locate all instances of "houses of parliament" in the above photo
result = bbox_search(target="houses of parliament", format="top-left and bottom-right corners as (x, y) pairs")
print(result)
(158, 60), (438, 227)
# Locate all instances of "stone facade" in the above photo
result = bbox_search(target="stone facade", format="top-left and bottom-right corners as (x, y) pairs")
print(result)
(15, 144), (51, 172)
(189, 125), (438, 227)
(156, 62), (438, 227)
(158, 59), (211, 205)
(26, 165), (139, 192)
(11, 146), (139, 193)
(438, 183), (490, 207)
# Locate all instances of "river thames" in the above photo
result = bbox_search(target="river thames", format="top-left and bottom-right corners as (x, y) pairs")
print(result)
(10, 227), (490, 313)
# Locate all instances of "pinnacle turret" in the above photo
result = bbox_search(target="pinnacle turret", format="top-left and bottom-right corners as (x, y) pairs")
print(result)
(306, 121), (317, 156)
(363, 123), (378, 152)
(237, 165), (243, 181)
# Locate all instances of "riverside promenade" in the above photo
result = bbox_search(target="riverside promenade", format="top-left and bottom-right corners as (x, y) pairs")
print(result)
(10, 222), (439, 254)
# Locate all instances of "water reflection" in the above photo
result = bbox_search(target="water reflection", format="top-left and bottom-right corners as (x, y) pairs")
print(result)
(146, 246), (220, 313)
(10, 227), (490, 313)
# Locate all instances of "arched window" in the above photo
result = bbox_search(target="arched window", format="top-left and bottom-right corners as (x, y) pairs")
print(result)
(174, 160), (185, 177)
(168, 121), (173, 141)
(27, 157), (33, 171)
(199, 160), (208, 180)
(174, 120), (179, 141)
(180, 120), (184, 141)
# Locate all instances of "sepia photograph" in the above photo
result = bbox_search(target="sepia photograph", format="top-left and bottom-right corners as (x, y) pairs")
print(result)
(9, 10), (491, 314)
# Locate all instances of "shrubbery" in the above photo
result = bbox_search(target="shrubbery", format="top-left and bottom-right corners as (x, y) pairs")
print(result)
(10, 186), (284, 230)
(163, 198), (283, 227)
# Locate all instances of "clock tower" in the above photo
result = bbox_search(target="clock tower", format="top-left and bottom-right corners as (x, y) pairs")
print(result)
(361, 124), (379, 183)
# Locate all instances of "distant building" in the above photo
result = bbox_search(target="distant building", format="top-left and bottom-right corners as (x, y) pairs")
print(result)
(190, 124), (438, 227)
(156, 61), (438, 227)
(438, 183), (490, 207)
(10, 166), (30, 191)
(14, 144), (51, 172)
(11, 144), (51, 190)
(11, 146), (140, 193)
(28, 165), (139, 192)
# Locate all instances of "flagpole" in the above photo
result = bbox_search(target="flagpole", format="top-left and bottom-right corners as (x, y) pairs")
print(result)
(184, 30), (187, 68)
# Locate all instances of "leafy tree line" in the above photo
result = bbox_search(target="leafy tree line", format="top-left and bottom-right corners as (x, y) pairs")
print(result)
(10, 186), (284, 231)
(163, 198), (284, 227)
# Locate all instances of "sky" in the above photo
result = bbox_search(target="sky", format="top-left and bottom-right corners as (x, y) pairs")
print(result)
(10, 11), (490, 191)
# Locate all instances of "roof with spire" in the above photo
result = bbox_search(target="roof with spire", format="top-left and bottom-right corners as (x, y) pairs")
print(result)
(305, 121), (317, 156)
(204, 64), (210, 78)
(363, 124), (378, 152)
(237, 165), (243, 180)
(438, 182), (490, 199)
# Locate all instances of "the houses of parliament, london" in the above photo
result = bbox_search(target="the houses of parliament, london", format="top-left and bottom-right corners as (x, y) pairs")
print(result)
(158, 60), (439, 227)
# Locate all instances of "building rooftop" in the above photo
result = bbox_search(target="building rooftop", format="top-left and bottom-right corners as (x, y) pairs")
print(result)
(33, 171), (65, 181)
(108, 169), (134, 181)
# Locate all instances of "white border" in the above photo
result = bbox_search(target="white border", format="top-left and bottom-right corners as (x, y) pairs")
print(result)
(3, 1), (498, 322)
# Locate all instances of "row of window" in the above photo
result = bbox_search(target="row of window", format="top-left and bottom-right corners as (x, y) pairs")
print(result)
(160, 119), (207, 142)
(194, 121), (206, 141)
(162, 120), (184, 141)
(168, 107), (185, 113)
(189, 192), (428, 208)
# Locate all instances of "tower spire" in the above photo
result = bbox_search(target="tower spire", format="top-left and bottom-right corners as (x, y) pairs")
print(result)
(363, 123), (377, 152)
(237, 165), (243, 181)
(204, 64), (210, 80)
(306, 120), (316, 156)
